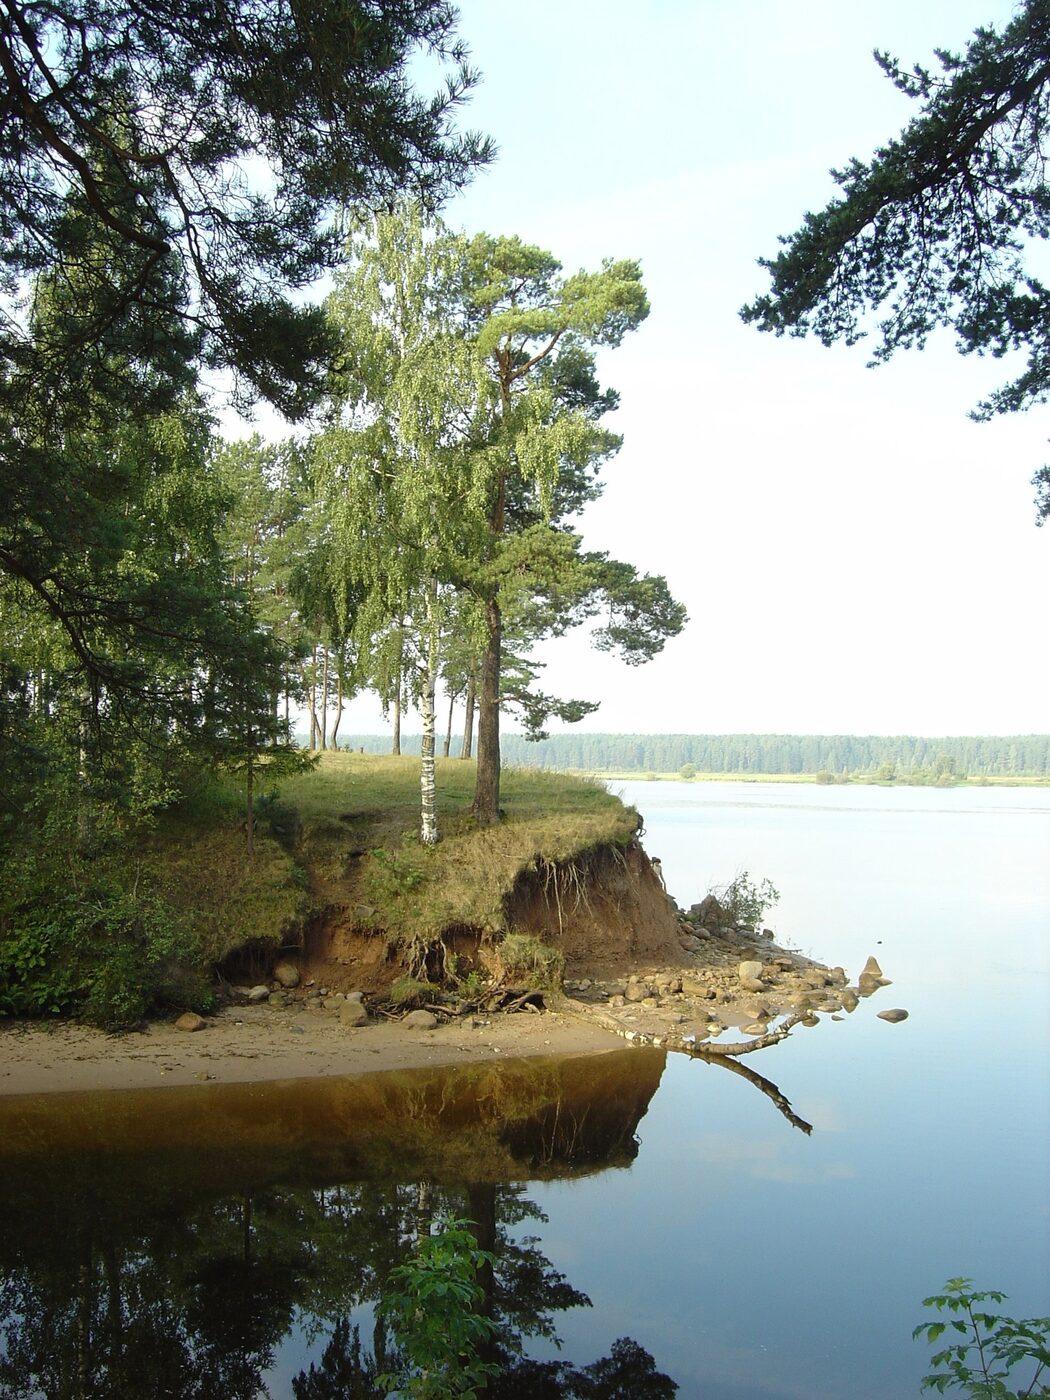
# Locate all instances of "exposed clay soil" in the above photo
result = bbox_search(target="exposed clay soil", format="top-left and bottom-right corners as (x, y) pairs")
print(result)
(1, 840), (892, 1097)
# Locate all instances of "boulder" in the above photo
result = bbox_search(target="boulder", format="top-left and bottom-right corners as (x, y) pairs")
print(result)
(624, 980), (652, 1003)
(740, 977), (765, 994)
(839, 988), (859, 1012)
(267, 992), (286, 1007)
(175, 1012), (206, 1032)
(338, 1000), (369, 1027)
(860, 955), (883, 979)
(273, 960), (301, 989)
(247, 985), (270, 1003)
(877, 1008), (909, 1024)
(345, 989), (365, 1004)
(737, 960), (764, 984)
(402, 1009), (438, 1030)
(691, 894), (723, 924)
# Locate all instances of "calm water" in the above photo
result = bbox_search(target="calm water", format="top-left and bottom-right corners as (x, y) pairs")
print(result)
(2, 782), (1048, 1398)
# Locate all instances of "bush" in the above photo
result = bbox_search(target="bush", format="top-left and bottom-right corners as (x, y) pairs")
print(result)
(495, 933), (564, 989)
(710, 871), (780, 929)
(0, 862), (210, 1029)
(915, 1278), (1049, 1397)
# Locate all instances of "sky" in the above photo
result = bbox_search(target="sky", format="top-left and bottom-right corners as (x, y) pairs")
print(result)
(248, 0), (1049, 737)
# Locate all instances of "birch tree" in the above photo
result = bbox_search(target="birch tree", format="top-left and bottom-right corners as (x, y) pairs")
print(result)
(318, 203), (482, 843)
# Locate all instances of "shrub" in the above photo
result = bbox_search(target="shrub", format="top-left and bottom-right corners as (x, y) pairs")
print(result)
(495, 933), (564, 989)
(710, 871), (780, 929)
(915, 1278), (1049, 1397)
(377, 1218), (499, 1399)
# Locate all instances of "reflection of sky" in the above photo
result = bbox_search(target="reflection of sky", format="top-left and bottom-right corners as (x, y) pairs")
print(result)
(516, 785), (1050, 1400)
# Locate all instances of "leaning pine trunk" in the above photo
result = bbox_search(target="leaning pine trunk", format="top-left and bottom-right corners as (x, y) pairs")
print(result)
(471, 597), (501, 825)
(420, 582), (439, 845)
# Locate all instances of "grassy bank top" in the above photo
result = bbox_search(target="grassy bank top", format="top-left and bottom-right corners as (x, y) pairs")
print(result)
(278, 753), (638, 941)
(2, 754), (639, 1028)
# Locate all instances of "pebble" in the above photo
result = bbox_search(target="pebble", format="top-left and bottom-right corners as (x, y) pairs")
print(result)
(877, 1008), (909, 1023)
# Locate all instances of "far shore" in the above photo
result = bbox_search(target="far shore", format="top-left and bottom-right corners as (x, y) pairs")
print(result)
(575, 770), (1049, 787)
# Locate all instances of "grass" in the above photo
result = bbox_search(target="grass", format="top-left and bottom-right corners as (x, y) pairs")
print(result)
(276, 752), (638, 942)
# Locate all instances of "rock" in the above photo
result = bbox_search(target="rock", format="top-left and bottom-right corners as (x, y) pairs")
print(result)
(839, 988), (859, 1012)
(742, 1022), (768, 1036)
(740, 977), (765, 994)
(273, 960), (300, 989)
(745, 1003), (769, 1020)
(861, 955), (884, 979)
(345, 989), (364, 1004)
(624, 980), (652, 1003)
(818, 999), (841, 1013)
(692, 894), (723, 924)
(640, 996), (661, 1008)
(857, 973), (881, 997)
(267, 992), (286, 1007)
(290, 1023), (305, 1035)
(317, 987), (330, 997)
(338, 1000), (369, 1027)
(802, 968), (829, 988)
(738, 960), (764, 983)
(228, 984), (252, 1003)
(402, 1009), (438, 1030)
(175, 1012), (206, 1032)
(877, 1008), (909, 1023)
(247, 985), (270, 1003)
(773, 957), (795, 971)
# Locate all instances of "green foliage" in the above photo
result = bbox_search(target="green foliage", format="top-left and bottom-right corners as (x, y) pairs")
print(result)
(0, 863), (209, 1029)
(740, 3), (1050, 517)
(366, 848), (429, 904)
(914, 1279), (1050, 1397)
(711, 872), (780, 929)
(497, 933), (565, 990)
(376, 1219), (499, 1399)
(388, 976), (442, 1007)
(679, 763), (697, 781)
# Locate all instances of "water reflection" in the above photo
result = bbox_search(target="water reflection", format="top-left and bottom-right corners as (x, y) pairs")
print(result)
(0, 1045), (812, 1397)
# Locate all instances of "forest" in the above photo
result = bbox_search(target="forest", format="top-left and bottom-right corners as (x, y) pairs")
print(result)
(335, 731), (1050, 779)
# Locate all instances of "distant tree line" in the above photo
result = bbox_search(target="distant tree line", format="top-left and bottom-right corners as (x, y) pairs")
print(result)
(335, 732), (1050, 778)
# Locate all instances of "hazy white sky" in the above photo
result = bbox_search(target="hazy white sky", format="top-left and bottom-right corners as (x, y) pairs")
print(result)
(267, 0), (1050, 737)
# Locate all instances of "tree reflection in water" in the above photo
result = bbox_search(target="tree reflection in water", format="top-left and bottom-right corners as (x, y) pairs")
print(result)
(0, 1043), (813, 1397)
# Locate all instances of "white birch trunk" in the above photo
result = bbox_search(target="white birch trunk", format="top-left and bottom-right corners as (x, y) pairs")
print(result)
(420, 581), (439, 845)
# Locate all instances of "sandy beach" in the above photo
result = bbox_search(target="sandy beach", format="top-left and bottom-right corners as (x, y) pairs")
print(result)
(0, 1002), (621, 1097)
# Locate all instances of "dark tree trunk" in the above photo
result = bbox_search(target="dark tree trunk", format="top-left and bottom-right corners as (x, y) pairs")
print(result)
(471, 598), (501, 825)
(460, 673), (476, 759)
(442, 687), (456, 758)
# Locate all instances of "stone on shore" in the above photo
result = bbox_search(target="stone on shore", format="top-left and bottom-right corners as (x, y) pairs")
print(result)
(402, 1009), (438, 1030)
(175, 1012), (206, 1032)
(338, 1000), (369, 1027)
(247, 985), (270, 1003)
(877, 1008), (909, 1023)
(273, 960), (301, 989)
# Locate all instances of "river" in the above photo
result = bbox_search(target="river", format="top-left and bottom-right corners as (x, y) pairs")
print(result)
(1, 781), (1047, 1398)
